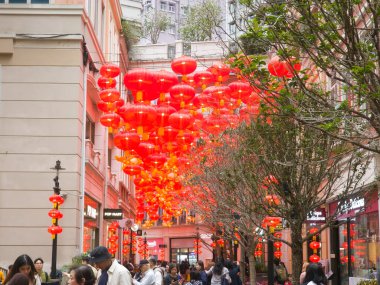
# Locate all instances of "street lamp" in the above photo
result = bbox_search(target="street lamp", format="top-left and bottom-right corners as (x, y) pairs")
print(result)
(130, 224), (139, 263)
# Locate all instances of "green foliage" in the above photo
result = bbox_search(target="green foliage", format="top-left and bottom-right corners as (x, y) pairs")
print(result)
(143, 11), (171, 44)
(180, 0), (222, 41)
(121, 19), (142, 51)
(233, 0), (380, 153)
(357, 280), (377, 285)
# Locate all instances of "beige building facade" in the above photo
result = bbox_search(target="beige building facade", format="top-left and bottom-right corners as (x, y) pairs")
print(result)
(0, 1), (135, 271)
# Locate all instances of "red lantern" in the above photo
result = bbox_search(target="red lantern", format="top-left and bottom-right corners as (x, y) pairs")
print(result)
(309, 241), (321, 250)
(124, 68), (155, 101)
(122, 164), (142, 176)
(97, 99), (124, 113)
(118, 103), (157, 134)
(228, 81), (252, 100)
(100, 113), (121, 128)
(254, 250), (263, 257)
(274, 251), (282, 258)
(154, 70), (179, 94)
(309, 227), (319, 235)
(48, 225), (63, 235)
(114, 132), (141, 151)
(98, 77), (117, 89)
(49, 195), (64, 205)
(267, 57), (288, 77)
(193, 71), (214, 88)
(100, 64), (120, 78)
(274, 241), (282, 248)
(309, 254), (320, 263)
(171, 56), (197, 75)
(168, 111), (194, 131)
(170, 83), (196, 104)
(99, 89), (120, 103)
(48, 209), (63, 219)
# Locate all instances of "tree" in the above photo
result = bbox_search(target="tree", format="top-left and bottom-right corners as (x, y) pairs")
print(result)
(121, 19), (142, 51)
(184, 104), (369, 285)
(180, 0), (222, 41)
(143, 10), (171, 44)
(230, 0), (380, 154)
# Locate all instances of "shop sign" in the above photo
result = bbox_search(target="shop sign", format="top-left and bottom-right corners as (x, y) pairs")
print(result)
(85, 205), (98, 219)
(103, 208), (123, 219)
(339, 197), (365, 213)
(200, 233), (212, 239)
(307, 208), (326, 223)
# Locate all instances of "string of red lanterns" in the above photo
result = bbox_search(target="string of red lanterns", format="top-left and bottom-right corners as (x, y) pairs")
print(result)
(48, 195), (64, 237)
(95, 55), (301, 227)
(108, 221), (119, 255)
(308, 227), (321, 263)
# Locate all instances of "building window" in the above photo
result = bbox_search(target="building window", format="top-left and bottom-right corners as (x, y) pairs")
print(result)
(181, 6), (188, 15)
(31, 0), (49, 3)
(168, 45), (175, 59)
(160, 1), (167, 10)
(168, 24), (175, 35)
(9, 0), (27, 2)
(0, 0), (4, 3)
(86, 117), (96, 144)
(183, 42), (191, 56)
(168, 3), (175, 12)
(108, 148), (112, 167)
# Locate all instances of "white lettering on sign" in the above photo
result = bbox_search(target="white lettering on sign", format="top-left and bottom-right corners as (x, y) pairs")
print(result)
(307, 211), (326, 221)
(200, 233), (212, 239)
(340, 198), (365, 213)
(147, 241), (157, 247)
(87, 205), (97, 219)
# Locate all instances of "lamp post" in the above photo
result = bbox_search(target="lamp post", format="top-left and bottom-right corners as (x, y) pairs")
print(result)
(50, 160), (65, 279)
(130, 223), (139, 264)
(143, 231), (148, 259)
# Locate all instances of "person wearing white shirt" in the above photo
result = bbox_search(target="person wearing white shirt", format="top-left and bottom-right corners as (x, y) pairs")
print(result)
(90, 246), (132, 285)
(149, 258), (164, 285)
(133, 260), (155, 285)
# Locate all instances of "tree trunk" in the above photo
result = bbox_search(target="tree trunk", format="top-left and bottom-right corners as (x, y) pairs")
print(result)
(240, 246), (246, 285)
(290, 222), (303, 285)
(248, 254), (256, 285)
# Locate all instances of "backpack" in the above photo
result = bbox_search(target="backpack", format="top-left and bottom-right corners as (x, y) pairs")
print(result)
(220, 274), (229, 285)
(275, 265), (288, 283)
(154, 267), (165, 285)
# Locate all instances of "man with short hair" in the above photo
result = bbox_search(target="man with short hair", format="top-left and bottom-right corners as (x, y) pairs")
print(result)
(90, 246), (132, 285)
(149, 258), (164, 285)
(133, 259), (155, 285)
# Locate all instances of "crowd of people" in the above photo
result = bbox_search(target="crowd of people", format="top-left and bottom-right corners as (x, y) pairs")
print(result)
(1, 248), (328, 285)
(1, 247), (242, 285)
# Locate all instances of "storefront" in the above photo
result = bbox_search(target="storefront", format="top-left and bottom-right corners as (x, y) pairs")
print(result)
(83, 195), (100, 253)
(329, 190), (379, 285)
(170, 237), (198, 264)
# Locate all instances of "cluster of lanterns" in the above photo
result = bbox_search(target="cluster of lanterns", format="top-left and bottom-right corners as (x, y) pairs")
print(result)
(254, 238), (264, 257)
(309, 227), (321, 263)
(341, 224), (356, 263)
(273, 232), (283, 259)
(137, 237), (148, 259)
(48, 195), (64, 237)
(95, 54), (301, 227)
(122, 229), (137, 257)
(194, 237), (202, 255)
(108, 221), (119, 255)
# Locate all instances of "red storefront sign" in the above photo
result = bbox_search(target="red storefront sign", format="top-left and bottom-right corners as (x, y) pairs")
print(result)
(329, 190), (378, 220)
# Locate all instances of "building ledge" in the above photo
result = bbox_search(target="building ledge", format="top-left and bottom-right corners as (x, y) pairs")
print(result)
(0, 33), (15, 54)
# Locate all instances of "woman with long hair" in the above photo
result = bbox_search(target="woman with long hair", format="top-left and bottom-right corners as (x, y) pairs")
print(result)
(195, 261), (207, 285)
(206, 259), (231, 285)
(68, 265), (96, 285)
(4, 255), (41, 285)
(302, 263), (327, 285)
(7, 273), (30, 285)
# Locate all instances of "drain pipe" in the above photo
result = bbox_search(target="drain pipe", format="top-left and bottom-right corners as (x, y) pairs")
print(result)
(79, 62), (88, 253)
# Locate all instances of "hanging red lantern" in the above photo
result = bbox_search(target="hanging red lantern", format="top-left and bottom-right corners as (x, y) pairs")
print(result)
(99, 89), (120, 103)
(118, 103), (157, 135)
(274, 251), (282, 258)
(48, 225), (63, 235)
(100, 64), (120, 78)
(170, 83), (196, 106)
(171, 56), (197, 75)
(309, 227), (319, 235)
(123, 164), (142, 176)
(97, 77), (117, 89)
(309, 254), (320, 263)
(309, 241), (321, 250)
(267, 57), (288, 77)
(254, 250), (263, 257)
(156, 104), (177, 136)
(193, 70), (214, 88)
(49, 195), (64, 205)
(114, 131), (141, 151)
(228, 81), (252, 101)
(48, 209), (63, 219)
(154, 70), (179, 95)
(100, 113), (121, 128)
(274, 241), (282, 248)
(124, 68), (155, 101)
(97, 99), (124, 113)
(168, 111), (194, 132)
